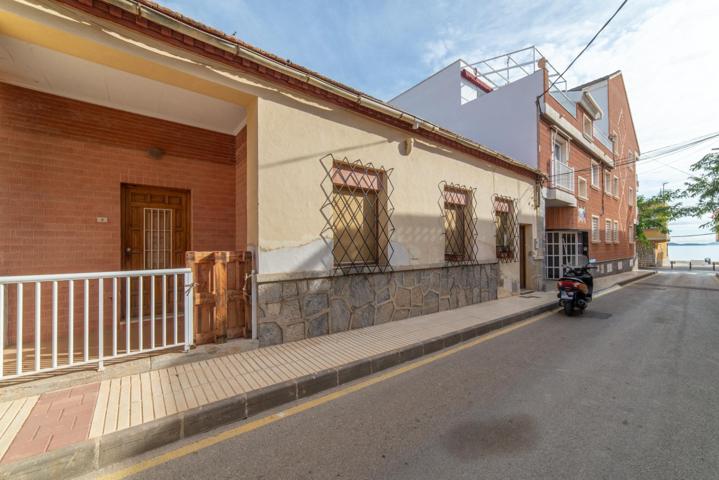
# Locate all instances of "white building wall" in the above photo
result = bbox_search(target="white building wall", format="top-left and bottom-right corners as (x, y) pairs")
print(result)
(390, 64), (543, 169)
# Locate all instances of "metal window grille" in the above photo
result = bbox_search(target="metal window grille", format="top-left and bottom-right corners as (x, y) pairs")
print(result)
(591, 216), (600, 242)
(439, 182), (478, 264)
(591, 162), (600, 187)
(492, 195), (519, 263)
(143, 208), (172, 269)
(320, 154), (395, 274)
(605, 219), (612, 243)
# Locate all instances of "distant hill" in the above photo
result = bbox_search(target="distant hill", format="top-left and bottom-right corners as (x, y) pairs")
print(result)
(669, 242), (719, 246)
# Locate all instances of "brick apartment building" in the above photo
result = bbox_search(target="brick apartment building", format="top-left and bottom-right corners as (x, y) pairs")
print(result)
(391, 47), (639, 284)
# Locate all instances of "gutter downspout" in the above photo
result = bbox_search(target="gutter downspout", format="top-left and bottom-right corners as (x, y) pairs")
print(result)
(246, 245), (258, 341)
(250, 268), (257, 341)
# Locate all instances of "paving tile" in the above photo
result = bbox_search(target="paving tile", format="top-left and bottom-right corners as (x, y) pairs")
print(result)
(2, 384), (98, 464)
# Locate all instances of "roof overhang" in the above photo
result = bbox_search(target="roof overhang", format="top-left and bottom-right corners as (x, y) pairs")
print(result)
(7, 0), (543, 181)
(0, 34), (247, 134)
(542, 104), (614, 167)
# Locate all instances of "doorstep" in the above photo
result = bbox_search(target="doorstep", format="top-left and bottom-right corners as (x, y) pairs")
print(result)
(0, 270), (655, 480)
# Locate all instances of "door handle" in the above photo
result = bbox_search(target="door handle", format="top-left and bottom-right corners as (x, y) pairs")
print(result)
(125, 247), (132, 256)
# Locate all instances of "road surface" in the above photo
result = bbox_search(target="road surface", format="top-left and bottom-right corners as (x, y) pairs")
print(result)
(109, 272), (719, 480)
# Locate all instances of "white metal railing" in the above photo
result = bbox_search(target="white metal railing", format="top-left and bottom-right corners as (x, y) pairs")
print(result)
(467, 46), (568, 91)
(552, 160), (575, 193)
(0, 268), (193, 381)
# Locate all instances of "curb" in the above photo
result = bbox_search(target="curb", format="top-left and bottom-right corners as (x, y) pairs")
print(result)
(0, 300), (558, 480)
(615, 270), (656, 287)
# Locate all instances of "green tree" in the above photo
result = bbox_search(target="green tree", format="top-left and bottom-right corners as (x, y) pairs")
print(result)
(635, 191), (680, 244)
(679, 151), (719, 234)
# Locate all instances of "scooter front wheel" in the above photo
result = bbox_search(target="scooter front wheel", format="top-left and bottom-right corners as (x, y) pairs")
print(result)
(563, 302), (574, 316)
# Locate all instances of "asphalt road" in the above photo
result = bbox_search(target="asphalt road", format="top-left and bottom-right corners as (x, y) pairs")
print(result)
(118, 272), (719, 480)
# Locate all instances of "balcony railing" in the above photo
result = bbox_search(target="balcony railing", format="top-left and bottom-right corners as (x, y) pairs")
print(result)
(0, 268), (194, 381)
(551, 160), (575, 193)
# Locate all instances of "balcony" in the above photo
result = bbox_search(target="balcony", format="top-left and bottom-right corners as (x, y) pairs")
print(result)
(546, 160), (576, 207)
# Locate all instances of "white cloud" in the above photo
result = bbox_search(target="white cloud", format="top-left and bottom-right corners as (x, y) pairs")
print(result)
(417, 0), (719, 237)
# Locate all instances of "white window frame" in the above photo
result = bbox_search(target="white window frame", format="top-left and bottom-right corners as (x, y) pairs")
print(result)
(613, 220), (619, 243)
(577, 177), (588, 200)
(629, 223), (635, 243)
(591, 216), (600, 243)
(583, 114), (593, 140)
(551, 132), (574, 193)
(604, 171), (611, 195)
(605, 219), (612, 243)
(591, 161), (600, 189)
(612, 176), (619, 197)
(553, 135), (568, 164)
(628, 187), (634, 206)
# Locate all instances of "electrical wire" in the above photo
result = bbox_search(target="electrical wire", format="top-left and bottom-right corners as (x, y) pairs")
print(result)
(545, 130), (719, 180)
(541, 0), (629, 97)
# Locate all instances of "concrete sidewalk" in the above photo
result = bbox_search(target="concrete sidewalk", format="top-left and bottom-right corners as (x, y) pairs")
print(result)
(0, 270), (654, 480)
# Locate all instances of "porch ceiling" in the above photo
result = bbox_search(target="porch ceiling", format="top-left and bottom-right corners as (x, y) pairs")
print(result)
(0, 35), (246, 134)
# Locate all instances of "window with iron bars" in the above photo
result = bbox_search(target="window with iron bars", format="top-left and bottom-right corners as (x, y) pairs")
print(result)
(492, 195), (518, 263)
(439, 182), (478, 264)
(320, 154), (395, 274)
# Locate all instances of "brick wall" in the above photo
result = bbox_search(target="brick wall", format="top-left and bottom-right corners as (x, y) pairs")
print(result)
(0, 83), (246, 342)
(540, 76), (638, 264)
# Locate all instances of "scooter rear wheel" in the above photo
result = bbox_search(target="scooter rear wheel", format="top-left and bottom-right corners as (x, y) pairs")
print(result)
(563, 302), (574, 316)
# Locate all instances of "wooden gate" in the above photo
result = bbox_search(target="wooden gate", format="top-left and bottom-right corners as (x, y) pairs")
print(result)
(186, 251), (252, 345)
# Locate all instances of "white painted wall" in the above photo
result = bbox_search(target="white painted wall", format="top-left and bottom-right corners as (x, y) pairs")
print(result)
(390, 64), (543, 169)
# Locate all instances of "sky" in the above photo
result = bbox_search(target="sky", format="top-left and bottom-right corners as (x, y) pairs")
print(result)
(165, 0), (719, 241)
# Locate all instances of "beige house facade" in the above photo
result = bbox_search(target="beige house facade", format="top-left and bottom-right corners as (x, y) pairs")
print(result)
(1, 0), (543, 349)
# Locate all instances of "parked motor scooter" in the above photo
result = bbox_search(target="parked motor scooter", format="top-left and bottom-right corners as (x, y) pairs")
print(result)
(557, 257), (597, 316)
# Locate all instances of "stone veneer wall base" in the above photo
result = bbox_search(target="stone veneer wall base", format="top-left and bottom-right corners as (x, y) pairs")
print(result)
(256, 263), (499, 346)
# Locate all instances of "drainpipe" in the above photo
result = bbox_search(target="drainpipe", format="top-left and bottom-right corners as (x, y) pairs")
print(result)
(250, 269), (257, 341)
(246, 245), (258, 341)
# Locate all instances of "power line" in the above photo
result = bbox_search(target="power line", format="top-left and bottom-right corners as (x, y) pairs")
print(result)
(640, 131), (719, 158)
(541, 0), (629, 97)
(545, 130), (719, 180)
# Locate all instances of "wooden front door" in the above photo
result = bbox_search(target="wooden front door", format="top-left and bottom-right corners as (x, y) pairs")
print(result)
(121, 185), (190, 328)
(121, 184), (190, 271)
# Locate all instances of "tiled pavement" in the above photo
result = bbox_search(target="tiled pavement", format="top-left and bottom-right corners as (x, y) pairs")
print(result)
(2, 384), (99, 463)
(0, 270), (652, 471)
(0, 397), (38, 461)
